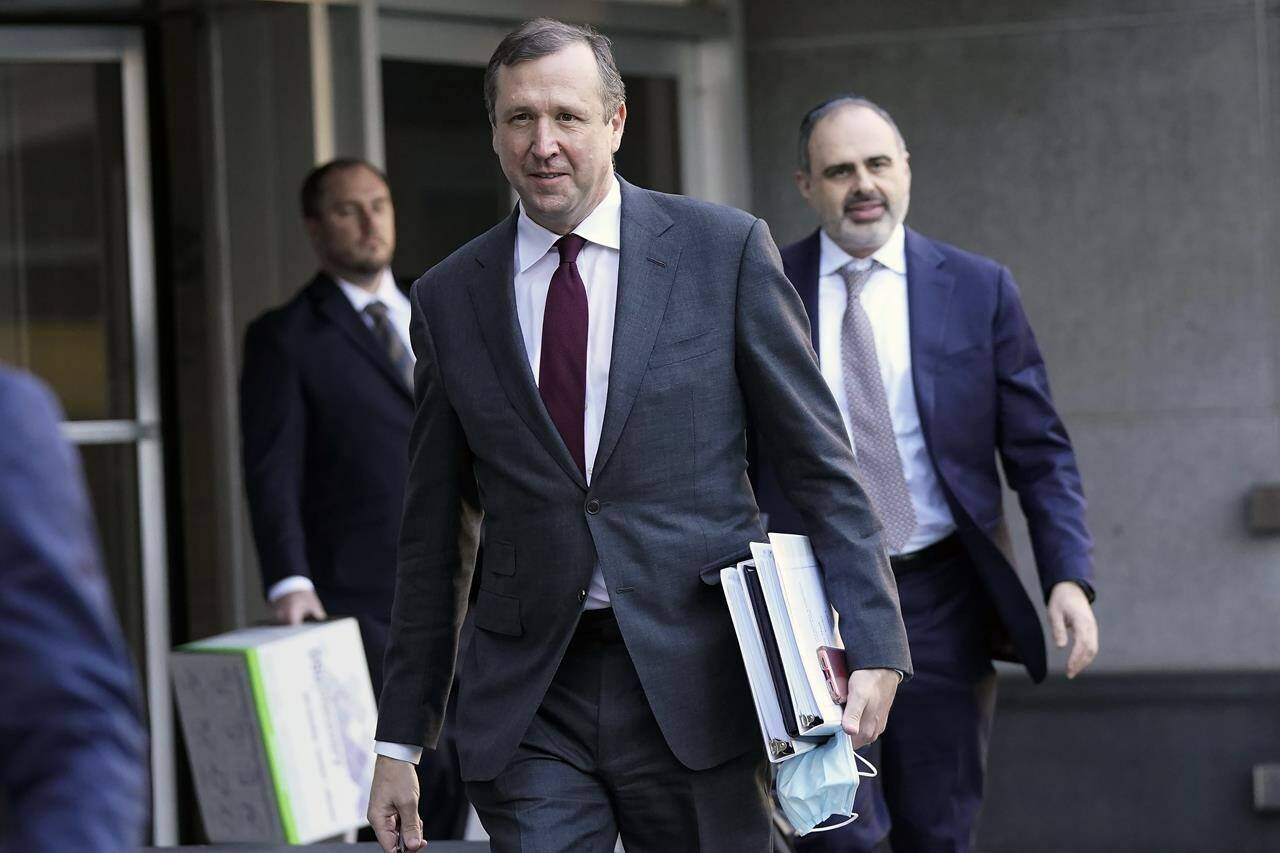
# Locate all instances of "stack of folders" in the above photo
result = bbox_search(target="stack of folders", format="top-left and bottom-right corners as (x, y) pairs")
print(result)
(720, 532), (849, 764)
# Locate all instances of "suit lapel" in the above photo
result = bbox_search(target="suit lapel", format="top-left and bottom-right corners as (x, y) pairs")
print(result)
(466, 210), (589, 490)
(590, 180), (679, 481)
(788, 230), (822, 354)
(308, 274), (413, 401)
(905, 228), (954, 446)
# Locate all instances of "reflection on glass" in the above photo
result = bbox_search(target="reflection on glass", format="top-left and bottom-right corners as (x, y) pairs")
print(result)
(77, 442), (145, 709)
(0, 62), (136, 420)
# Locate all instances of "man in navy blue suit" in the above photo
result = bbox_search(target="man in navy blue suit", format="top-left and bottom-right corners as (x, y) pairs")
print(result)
(0, 367), (146, 853)
(241, 159), (413, 694)
(753, 96), (1100, 853)
(239, 158), (466, 839)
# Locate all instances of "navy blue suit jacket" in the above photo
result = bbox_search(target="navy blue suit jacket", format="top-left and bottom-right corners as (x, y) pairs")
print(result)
(753, 229), (1094, 681)
(240, 274), (415, 687)
(0, 368), (146, 852)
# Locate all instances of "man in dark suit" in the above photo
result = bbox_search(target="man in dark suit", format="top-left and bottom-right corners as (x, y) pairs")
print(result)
(239, 158), (465, 839)
(753, 95), (1100, 853)
(367, 18), (912, 853)
(0, 367), (147, 853)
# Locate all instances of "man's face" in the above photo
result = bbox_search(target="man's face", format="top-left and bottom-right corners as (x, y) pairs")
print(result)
(305, 165), (395, 282)
(491, 42), (626, 235)
(795, 105), (911, 258)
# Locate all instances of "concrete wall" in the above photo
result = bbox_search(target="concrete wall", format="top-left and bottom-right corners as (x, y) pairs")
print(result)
(743, 0), (1280, 673)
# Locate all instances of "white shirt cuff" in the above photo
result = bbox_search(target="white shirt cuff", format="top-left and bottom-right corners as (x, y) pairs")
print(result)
(374, 741), (423, 765)
(266, 575), (315, 603)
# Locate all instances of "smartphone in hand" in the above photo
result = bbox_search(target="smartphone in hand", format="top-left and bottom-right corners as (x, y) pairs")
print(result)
(817, 646), (849, 705)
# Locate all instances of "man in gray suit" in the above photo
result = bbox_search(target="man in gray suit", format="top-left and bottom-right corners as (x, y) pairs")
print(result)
(367, 18), (911, 853)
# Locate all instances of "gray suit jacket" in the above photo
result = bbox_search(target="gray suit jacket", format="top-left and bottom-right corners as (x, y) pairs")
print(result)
(376, 179), (910, 781)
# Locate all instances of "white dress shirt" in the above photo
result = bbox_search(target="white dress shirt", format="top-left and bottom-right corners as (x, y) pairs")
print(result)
(816, 225), (956, 555)
(265, 268), (413, 604)
(374, 181), (624, 765)
(513, 177), (621, 610)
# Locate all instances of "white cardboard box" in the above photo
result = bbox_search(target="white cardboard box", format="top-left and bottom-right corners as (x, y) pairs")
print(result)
(170, 618), (377, 844)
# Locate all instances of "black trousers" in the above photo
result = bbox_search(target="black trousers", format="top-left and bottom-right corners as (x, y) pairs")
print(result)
(797, 539), (998, 853)
(467, 608), (774, 853)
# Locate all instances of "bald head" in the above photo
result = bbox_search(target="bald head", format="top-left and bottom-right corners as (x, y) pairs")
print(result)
(797, 95), (906, 174)
(794, 102), (911, 258)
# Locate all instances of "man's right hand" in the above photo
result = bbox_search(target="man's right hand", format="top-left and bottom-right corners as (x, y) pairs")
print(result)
(842, 667), (899, 749)
(270, 589), (326, 625)
(368, 754), (425, 852)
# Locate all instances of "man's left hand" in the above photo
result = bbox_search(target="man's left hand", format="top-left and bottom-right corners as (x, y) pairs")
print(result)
(841, 668), (899, 748)
(1048, 581), (1099, 678)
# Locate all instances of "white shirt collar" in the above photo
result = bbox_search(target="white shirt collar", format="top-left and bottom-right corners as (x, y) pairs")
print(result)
(335, 268), (402, 312)
(516, 176), (622, 274)
(818, 222), (908, 278)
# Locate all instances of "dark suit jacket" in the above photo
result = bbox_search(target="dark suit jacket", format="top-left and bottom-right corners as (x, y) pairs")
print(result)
(0, 367), (146, 853)
(754, 228), (1095, 682)
(240, 274), (415, 685)
(377, 179), (911, 782)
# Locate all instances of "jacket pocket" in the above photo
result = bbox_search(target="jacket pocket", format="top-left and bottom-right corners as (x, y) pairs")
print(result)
(472, 588), (522, 636)
(648, 329), (719, 368)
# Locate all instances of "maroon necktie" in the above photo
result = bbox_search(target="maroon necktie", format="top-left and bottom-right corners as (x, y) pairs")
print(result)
(539, 234), (589, 476)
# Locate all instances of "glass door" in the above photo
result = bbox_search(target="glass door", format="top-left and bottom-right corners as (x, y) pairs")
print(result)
(0, 26), (174, 844)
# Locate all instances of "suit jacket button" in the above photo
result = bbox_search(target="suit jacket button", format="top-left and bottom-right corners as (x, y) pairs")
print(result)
(585, 499), (601, 515)
(577, 589), (587, 602)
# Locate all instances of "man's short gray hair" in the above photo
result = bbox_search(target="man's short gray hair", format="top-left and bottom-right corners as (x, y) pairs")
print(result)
(484, 18), (627, 125)
(797, 94), (907, 174)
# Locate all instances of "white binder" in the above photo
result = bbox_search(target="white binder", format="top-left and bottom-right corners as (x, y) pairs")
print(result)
(765, 533), (844, 734)
(720, 562), (819, 763)
(720, 533), (846, 763)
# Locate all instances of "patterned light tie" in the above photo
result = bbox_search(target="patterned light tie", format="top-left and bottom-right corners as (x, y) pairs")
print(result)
(363, 301), (414, 390)
(839, 260), (917, 551)
(539, 234), (589, 476)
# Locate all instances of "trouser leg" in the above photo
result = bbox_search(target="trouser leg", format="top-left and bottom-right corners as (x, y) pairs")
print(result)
(882, 551), (999, 853)
(468, 609), (773, 853)
(798, 546), (999, 853)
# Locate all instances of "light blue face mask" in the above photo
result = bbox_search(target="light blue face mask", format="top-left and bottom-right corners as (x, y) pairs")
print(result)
(775, 730), (879, 835)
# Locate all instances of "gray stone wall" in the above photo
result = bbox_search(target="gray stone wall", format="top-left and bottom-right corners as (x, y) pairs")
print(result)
(744, 0), (1280, 672)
